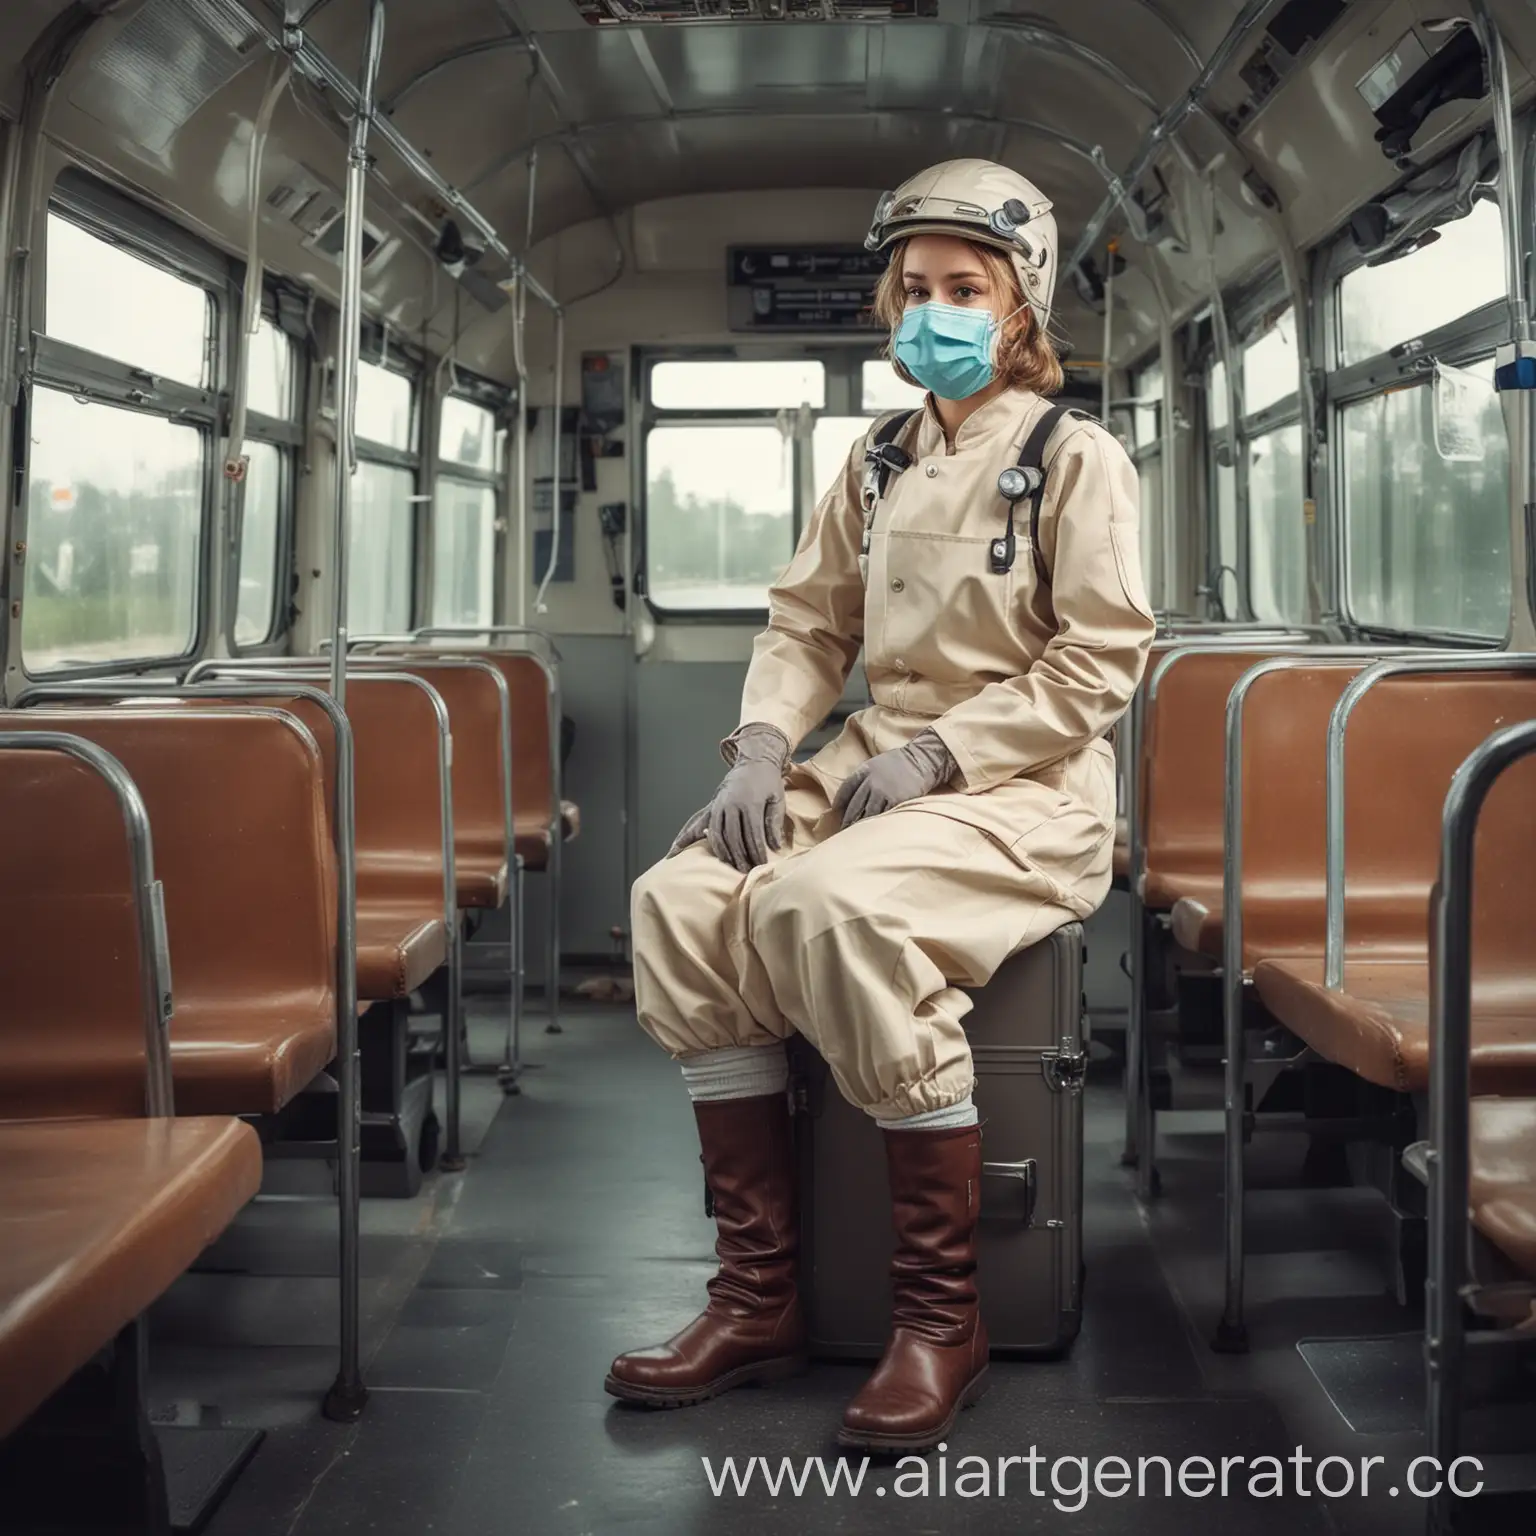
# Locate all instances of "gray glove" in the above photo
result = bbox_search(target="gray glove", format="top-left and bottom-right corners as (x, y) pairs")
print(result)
(833, 729), (956, 828)
(668, 723), (791, 872)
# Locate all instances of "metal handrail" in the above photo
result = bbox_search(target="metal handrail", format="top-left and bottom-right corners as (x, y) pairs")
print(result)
(1216, 651), (1424, 1347)
(1427, 720), (1536, 1493)
(190, 661), (465, 1163)
(0, 732), (173, 1117)
(1324, 654), (1536, 987)
(18, 679), (365, 1405)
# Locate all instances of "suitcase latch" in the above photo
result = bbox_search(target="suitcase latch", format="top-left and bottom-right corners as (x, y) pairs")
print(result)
(981, 1157), (1038, 1227)
(1044, 1040), (1087, 1095)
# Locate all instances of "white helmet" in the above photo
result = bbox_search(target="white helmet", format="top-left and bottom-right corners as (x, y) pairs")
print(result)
(865, 159), (1059, 332)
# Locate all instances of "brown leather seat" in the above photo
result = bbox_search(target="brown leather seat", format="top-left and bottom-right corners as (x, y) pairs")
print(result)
(1255, 957), (1536, 1094)
(243, 682), (451, 1002)
(0, 709), (337, 1116)
(1139, 648), (1297, 918)
(1470, 1097), (1536, 1280)
(0, 1115), (261, 1439)
(376, 663), (510, 910)
(1251, 673), (1536, 1095)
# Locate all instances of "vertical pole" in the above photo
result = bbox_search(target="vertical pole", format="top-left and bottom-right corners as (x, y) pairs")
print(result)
(1101, 240), (1115, 426)
(322, 0), (385, 1427)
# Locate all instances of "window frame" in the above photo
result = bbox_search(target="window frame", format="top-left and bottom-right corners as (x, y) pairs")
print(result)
(350, 326), (425, 635)
(636, 347), (875, 624)
(23, 178), (227, 679)
(431, 376), (510, 631)
(1317, 184), (1515, 644)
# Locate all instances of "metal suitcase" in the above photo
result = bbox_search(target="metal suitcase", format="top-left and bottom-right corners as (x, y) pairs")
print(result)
(788, 922), (1086, 1360)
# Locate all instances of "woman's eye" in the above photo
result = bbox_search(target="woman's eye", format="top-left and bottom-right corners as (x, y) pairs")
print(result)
(953, 286), (980, 302)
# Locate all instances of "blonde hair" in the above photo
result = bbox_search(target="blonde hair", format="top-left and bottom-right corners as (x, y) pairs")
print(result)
(872, 238), (1064, 398)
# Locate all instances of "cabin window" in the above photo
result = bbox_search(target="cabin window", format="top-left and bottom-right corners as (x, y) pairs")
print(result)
(234, 440), (284, 648)
(356, 359), (415, 453)
(1128, 357), (1166, 608)
(247, 317), (295, 421)
(1337, 199), (1505, 367)
(860, 359), (926, 414)
(21, 390), (203, 671)
(349, 356), (420, 632)
(651, 359), (826, 411)
(1241, 308), (1299, 417)
(44, 213), (209, 389)
(1246, 425), (1308, 624)
(432, 397), (502, 628)
(350, 463), (416, 634)
(1342, 360), (1508, 636)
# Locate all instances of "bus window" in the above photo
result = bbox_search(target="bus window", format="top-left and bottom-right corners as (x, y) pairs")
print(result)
(432, 397), (501, 628)
(22, 391), (202, 671)
(1242, 309), (1298, 416)
(861, 359), (925, 413)
(247, 317), (295, 421)
(1343, 360), (1508, 636)
(651, 359), (825, 411)
(1247, 425), (1307, 624)
(45, 213), (208, 389)
(1129, 357), (1164, 605)
(350, 462), (415, 633)
(1338, 199), (1504, 366)
(235, 440), (283, 648)
(356, 358), (415, 451)
(646, 422), (794, 611)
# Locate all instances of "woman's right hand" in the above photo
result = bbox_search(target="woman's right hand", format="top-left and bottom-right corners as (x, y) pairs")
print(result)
(668, 723), (790, 872)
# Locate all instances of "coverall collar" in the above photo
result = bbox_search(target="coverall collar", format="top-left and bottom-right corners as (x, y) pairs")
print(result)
(919, 387), (1049, 455)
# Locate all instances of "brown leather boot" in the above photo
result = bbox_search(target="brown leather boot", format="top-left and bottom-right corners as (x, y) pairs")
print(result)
(605, 1092), (807, 1408)
(838, 1122), (989, 1451)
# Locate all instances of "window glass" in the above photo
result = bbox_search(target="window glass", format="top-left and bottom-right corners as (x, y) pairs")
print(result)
(45, 213), (208, 388)
(1137, 457), (1162, 606)
(813, 417), (874, 505)
(432, 478), (496, 627)
(247, 318), (294, 420)
(440, 397), (498, 472)
(646, 424), (794, 609)
(1343, 362), (1508, 635)
(861, 360), (926, 412)
(1133, 359), (1164, 450)
(1339, 200), (1506, 366)
(1209, 359), (1229, 432)
(356, 360), (414, 450)
(22, 389), (202, 670)
(235, 440), (282, 647)
(651, 360), (825, 411)
(1247, 424), (1308, 622)
(1215, 462), (1240, 620)
(348, 462), (415, 632)
(1243, 309), (1298, 417)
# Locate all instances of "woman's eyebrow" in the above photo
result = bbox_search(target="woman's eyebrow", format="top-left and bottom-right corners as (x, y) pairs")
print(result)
(902, 269), (987, 283)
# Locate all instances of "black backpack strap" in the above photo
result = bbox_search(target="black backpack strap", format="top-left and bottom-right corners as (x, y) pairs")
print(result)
(1015, 405), (1095, 588)
(865, 409), (918, 501)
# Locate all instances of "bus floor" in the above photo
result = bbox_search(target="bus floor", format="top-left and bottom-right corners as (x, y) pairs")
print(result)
(151, 1001), (1483, 1536)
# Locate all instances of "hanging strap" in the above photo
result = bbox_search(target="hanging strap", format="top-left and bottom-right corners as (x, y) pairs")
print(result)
(1014, 404), (1096, 588)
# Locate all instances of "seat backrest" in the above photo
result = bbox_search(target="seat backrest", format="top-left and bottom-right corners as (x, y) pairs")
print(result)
(1141, 648), (1295, 890)
(434, 652), (553, 827)
(0, 744), (148, 1119)
(380, 663), (507, 859)
(1345, 673), (1536, 973)
(1237, 662), (1372, 964)
(0, 709), (336, 1117)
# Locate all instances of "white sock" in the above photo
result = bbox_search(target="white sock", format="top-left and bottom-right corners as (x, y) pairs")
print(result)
(886, 1096), (979, 1131)
(680, 1043), (788, 1103)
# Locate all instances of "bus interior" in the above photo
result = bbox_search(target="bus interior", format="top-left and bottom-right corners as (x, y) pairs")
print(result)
(1, 1), (1536, 1532)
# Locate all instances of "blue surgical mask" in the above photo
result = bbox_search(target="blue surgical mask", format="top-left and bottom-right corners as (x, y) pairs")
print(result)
(893, 302), (999, 401)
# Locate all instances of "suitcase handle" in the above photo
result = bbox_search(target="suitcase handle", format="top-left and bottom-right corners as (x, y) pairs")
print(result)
(981, 1158), (1038, 1227)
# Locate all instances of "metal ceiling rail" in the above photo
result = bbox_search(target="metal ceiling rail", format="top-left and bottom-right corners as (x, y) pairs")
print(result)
(1066, 0), (1274, 276)
(210, 0), (559, 312)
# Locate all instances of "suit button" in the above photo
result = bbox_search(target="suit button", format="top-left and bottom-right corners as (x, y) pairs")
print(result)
(891, 577), (905, 593)
(894, 658), (907, 671)
(925, 464), (939, 479)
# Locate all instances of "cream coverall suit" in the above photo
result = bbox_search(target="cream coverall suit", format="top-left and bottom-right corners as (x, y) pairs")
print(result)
(633, 387), (1156, 1119)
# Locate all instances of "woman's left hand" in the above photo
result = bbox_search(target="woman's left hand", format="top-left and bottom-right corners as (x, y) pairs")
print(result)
(834, 729), (957, 828)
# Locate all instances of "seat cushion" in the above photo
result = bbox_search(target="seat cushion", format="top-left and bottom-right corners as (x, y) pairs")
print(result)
(457, 849), (508, 909)
(0, 1116), (261, 1438)
(171, 1002), (336, 1116)
(356, 910), (448, 1000)
(1254, 957), (1536, 1095)
(1470, 1097), (1536, 1280)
